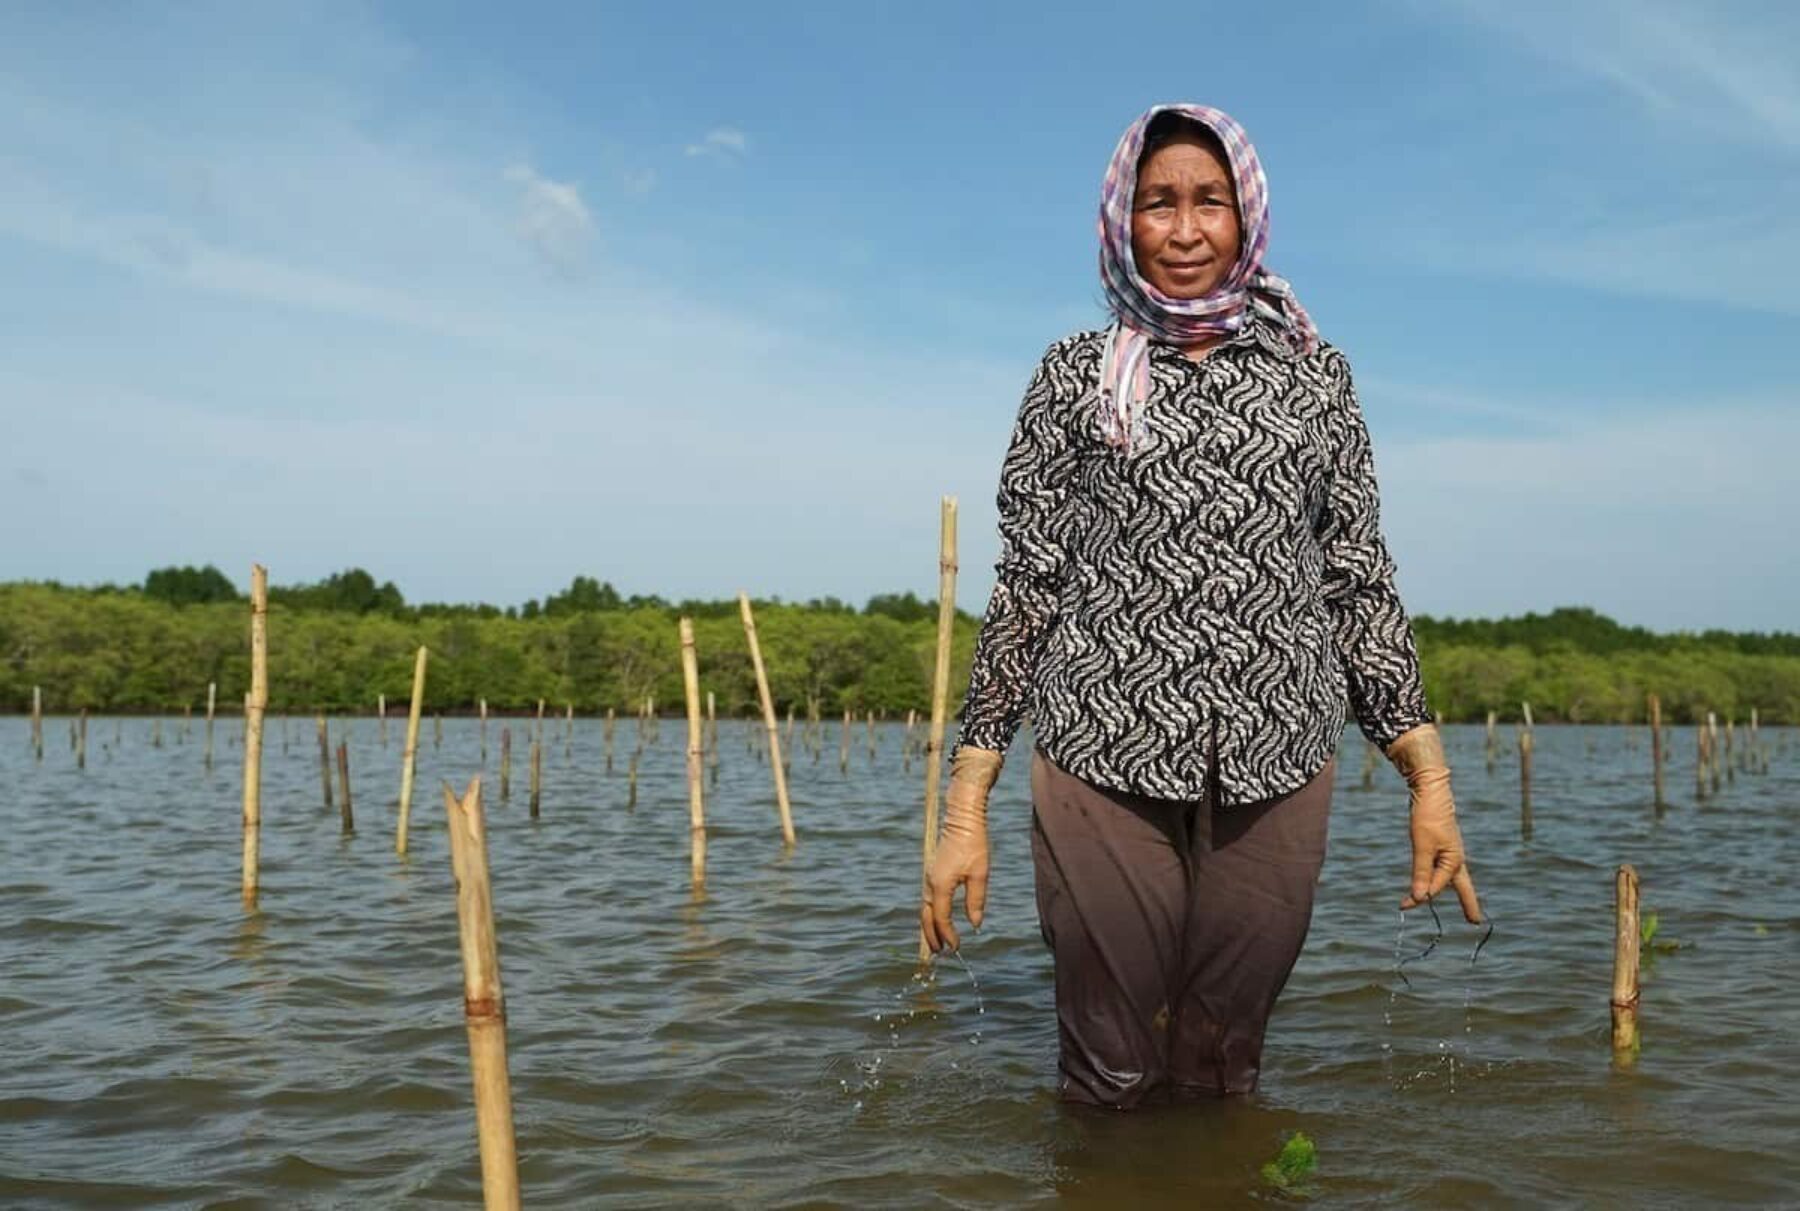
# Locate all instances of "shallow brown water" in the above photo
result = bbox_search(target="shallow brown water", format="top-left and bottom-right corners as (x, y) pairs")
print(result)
(2, 718), (1796, 1207)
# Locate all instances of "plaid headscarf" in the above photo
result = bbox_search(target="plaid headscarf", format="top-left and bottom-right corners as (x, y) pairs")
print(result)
(1097, 104), (1318, 452)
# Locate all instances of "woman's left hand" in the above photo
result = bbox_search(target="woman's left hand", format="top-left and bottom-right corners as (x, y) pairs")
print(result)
(1387, 725), (1484, 924)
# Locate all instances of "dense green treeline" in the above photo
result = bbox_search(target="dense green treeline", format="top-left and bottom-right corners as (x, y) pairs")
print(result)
(4, 574), (1797, 724)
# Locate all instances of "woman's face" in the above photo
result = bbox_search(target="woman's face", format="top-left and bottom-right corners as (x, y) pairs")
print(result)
(1130, 134), (1242, 299)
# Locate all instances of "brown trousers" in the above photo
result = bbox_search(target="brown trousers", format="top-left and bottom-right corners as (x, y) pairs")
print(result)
(1029, 740), (1336, 1109)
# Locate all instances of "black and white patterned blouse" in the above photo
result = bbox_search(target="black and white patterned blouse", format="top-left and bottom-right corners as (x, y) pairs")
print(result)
(950, 315), (1432, 805)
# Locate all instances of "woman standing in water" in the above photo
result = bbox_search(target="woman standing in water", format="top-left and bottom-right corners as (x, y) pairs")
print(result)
(922, 103), (1485, 1109)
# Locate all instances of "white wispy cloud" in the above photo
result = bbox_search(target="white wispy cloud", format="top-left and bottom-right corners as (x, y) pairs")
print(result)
(504, 163), (594, 275)
(684, 126), (749, 158)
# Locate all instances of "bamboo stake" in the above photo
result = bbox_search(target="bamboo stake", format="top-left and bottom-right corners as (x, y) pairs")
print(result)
(500, 727), (512, 801)
(737, 593), (796, 847)
(480, 698), (489, 763)
(241, 565), (268, 908)
(1707, 711), (1722, 796)
(435, 712), (443, 751)
(1695, 720), (1708, 801)
(77, 708), (87, 770)
(182, 703), (191, 743)
(706, 690), (718, 776)
(627, 749), (638, 810)
(565, 702), (574, 746)
(205, 681), (216, 770)
(866, 709), (876, 765)
(1648, 693), (1664, 810)
(1519, 727), (1534, 839)
(1361, 739), (1377, 790)
(604, 707), (615, 774)
(396, 646), (429, 855)
(441, 779), (520, 1211)
(679, 618), (707, 884)
(379, 692), (388, 747)
(316, 713), (333, 809)
(921, 495), (958, 962)
(1522, 701), (1534, 730)
(31, 686), (42, 761)
(529, 741), (542, 819)
(1725, 717), (1736, 783)
(337, 740), (354, 834)
(1611, 864), (1641, 1060)
(535, 699), (545, 748)
(839, 709), (851, 774)
(153, 718), (163, 748)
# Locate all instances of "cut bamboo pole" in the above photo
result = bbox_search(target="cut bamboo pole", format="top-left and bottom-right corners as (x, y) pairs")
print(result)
(920, 495), (958, 962)
(706, 690), (719, 778)
(316, 713), (333, 809)
(535, 699), (545, 748)
(435, 712), (443, 752)
(1695, 720), (1708, 801)
(627, 749), (638, 810)
(866, 709), (876, 765)
(737, 593), (796, 847)
(604, 707), (615, 774)
(379, 692), (388, 747)
(241, 565), (268, 908)
(153, 718), (163, 748)
(480, 698), (489, 763)
(500, 727), (512, 801)
(1522, 701), (1534, 730)
(1725, 717), (1736, 783)
(528, 741), (542, 819)
(839, 709), (851, 774)
(77, 708), (87, 770)
(205, 681), (217, 770)
(31, 686), (42, 762)
(1707, 711), (1722, 796)
(565, 702), (574, 746)
(679, 618), (707, 884)
(1519, 726), (1534, 839)
(441, 779), (520, 1211)
(337, 740), (354, 834)
(1611, 864), (1641, 1060)
(396, 646), (429, 854)
(1648, 693), (1664, 810)
(182, 703), (191, 743)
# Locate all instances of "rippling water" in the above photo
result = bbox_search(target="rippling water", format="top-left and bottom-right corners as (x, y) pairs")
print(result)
(2, 716), (1796, 1208)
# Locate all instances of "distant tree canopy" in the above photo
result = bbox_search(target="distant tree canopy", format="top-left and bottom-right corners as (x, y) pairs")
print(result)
(144, 564), (241, 606)
(268, 568), (406, 615)
(4, 572), (1797, 723)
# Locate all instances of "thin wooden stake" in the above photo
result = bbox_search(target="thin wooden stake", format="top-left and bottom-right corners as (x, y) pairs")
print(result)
(921, 495), (958, 962)
(1648, 693), (1664, 810)
(679, 618), (707, 884)
(604, 707), (615, 774)
(31, 685), (43, 761)
(205, 681), (216, 770)
(479, 698), (489, 763)
(396, 645), (429, 855)
(379, 692), (388, 747)
(500, 727), (512, 801)
(337, 740), (354, 834)
(76, 708), (87, 770)
(1611, 864), (1641, 1061)
(441, 778), (520, 1211)
(738, 593), (795, 847)
(528, 741), (542, 819)
(1519, 727), (1534, 839)
(316, 713), (333, 809)
(241, 564), (268, 908)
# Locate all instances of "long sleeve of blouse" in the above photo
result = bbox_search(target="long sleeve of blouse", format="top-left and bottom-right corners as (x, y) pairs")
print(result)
(951, 322), (1431, 805)
(951, 345), (1078, 760)
(1316, 353), (1433, 751)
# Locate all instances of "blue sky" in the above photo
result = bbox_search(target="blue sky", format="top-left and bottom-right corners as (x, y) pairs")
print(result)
(2, 1), (1795, 631)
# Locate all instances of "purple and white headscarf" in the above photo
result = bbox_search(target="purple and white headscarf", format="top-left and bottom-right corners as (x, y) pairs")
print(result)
(1096, 103), (1318, 451)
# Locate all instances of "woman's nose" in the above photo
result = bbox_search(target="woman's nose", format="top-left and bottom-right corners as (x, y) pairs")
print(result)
(1173, 205), (1204, 244)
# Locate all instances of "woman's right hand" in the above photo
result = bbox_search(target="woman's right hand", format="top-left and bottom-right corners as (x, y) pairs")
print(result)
(920, 747), (1004, 954)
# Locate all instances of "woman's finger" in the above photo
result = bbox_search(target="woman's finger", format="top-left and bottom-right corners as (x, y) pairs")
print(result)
(1452, 863), (1483, 925)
